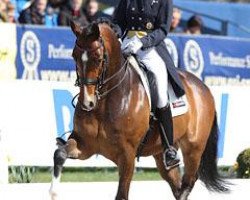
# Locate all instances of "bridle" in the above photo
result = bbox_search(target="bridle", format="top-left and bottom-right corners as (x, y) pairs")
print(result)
(73, 36), (128, 109)
(74, 36), (108, 87)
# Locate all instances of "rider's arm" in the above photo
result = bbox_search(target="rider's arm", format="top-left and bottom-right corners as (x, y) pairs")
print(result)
(112, 0), (128, 38)
(141, 0), (173, 49)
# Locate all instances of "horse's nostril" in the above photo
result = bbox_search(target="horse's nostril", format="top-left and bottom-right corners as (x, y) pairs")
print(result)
(89, 101), (94, 107)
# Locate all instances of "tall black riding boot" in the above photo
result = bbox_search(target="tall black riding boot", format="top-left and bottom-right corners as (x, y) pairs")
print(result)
(156, 104), (180, 170)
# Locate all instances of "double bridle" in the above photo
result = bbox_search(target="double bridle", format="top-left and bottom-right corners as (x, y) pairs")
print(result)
(73, 36), (128, 108)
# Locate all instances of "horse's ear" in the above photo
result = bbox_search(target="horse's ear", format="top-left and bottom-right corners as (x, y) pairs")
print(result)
(86, 23), (100, 40)
(70, 21), (82, 37)
(91, 23), (100, 39)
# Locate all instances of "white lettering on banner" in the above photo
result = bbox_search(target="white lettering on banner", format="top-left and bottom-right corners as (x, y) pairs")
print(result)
(48, 44), (73, 59)
(164, 38), (178, 67)
(20, 31), (40, 80)
(205, 76), (250, 86)
(40, 70), (76, 82)
(209, 52), (250, 68)
(183, 40), (204, 79)
(0, 81), (250, 167)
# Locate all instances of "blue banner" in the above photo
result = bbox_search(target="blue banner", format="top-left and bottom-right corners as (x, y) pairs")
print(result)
(170, 35), (250, 86)
(16, 25), (250, 86)
(16, 25), (76, 81)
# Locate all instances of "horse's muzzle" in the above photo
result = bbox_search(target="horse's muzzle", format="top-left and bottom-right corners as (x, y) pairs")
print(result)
(80, 99), (96, 112)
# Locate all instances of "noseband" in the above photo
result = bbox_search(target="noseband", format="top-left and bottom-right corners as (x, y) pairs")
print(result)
(73, 36), (128, 102)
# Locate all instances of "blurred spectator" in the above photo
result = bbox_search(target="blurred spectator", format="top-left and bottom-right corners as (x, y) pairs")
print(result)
(14, 0), (31, 14)
(18, 0), (57, 26)
(185, 15), (203, 35)
(6, 3), (16, 23)
(83, 0), (110, 23)
(170, 8), (183, 33)
(0, 0), (16, 23)
(58, 0), (88, 26)
(49, 0), (67, 8)
(83, 0), (98, 23)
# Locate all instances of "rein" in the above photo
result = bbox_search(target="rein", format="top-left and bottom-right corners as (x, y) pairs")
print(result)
(95, 59), (128, 100)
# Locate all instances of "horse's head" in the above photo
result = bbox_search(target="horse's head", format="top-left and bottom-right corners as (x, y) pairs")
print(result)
(71, 21), (107, 111)
(71, 19), (123, 111)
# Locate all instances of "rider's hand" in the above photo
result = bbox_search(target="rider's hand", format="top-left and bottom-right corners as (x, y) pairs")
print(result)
(122, 36), (143, 55)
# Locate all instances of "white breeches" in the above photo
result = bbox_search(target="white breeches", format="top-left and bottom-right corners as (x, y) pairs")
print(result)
(123, 37), (169, 108)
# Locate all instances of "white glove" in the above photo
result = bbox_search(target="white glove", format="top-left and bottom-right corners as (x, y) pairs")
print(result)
(122, 36), (143, 55)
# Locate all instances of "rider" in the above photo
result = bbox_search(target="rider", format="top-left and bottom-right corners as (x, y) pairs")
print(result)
(113, 0), (185, 170)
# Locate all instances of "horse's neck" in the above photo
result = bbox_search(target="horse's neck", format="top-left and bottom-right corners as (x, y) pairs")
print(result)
(106, 47), (124, 78)
(101, 24), (124, 78)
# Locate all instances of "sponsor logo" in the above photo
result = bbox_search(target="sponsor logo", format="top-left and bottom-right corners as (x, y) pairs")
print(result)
(183, 40), (204, 79)
(209, 52), (250, 68)
(20, 31), (41, 80)
(164, 38), (178, 67)
(48, 44), (73, 59)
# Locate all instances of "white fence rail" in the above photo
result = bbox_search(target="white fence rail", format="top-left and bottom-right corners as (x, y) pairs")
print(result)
(0, 81), (249, 173)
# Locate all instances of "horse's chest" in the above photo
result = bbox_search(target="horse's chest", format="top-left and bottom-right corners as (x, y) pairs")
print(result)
(74, 110), (99, 137)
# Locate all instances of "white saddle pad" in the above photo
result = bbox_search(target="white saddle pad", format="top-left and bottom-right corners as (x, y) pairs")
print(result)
(128, 56), (188, 117)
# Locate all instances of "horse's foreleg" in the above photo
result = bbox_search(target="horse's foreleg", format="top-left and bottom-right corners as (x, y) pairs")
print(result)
(115, 145), (136, 200)
(154, 153), (182, 199)
(49, 145), (67, 200)
(49, 138), (82, 200)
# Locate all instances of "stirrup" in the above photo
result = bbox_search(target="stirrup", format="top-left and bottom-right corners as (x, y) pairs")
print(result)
(163, 148), (180, 171)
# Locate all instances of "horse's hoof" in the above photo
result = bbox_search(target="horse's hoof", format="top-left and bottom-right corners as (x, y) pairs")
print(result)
(49, 189), (58, 200)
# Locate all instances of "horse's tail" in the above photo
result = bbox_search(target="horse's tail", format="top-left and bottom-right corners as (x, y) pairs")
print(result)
(198, 113), (230, 192)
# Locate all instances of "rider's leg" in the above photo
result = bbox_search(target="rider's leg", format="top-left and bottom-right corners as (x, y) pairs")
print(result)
(137, 47), (180, 170)
(156, 105), (180, 170)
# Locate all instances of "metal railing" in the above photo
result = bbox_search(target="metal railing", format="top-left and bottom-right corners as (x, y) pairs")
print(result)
(175, 5), (250, 35)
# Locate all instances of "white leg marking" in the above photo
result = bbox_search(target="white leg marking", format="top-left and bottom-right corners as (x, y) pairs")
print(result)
(49, 175), (61, 200)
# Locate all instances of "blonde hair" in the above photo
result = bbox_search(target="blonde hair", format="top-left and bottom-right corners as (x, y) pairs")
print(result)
(173, 7), (182, 15)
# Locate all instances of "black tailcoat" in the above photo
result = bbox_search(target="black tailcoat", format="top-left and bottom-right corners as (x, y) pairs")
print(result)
(113, 0), (185, 97)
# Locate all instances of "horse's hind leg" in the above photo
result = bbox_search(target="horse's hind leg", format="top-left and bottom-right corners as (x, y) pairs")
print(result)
(178, 142), (203, 200)
(178, 126), (212, 200)
(154, 153), (182, 199)
(178, 111), (214, 199)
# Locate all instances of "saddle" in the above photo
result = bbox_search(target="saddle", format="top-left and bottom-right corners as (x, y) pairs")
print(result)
(127, 55), (188, 116)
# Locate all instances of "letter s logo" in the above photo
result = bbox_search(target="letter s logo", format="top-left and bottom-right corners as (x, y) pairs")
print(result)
(20, 31), (41, 79)
(26, 39), (35, 63)
(189, 47), (199, 70)
(183, 40), (204, 80)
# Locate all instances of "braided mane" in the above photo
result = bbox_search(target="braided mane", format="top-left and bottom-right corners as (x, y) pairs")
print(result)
(95, 17), (122, 38)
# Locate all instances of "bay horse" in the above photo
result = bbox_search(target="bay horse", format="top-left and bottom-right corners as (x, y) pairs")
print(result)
(50, 20), (228, 200)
